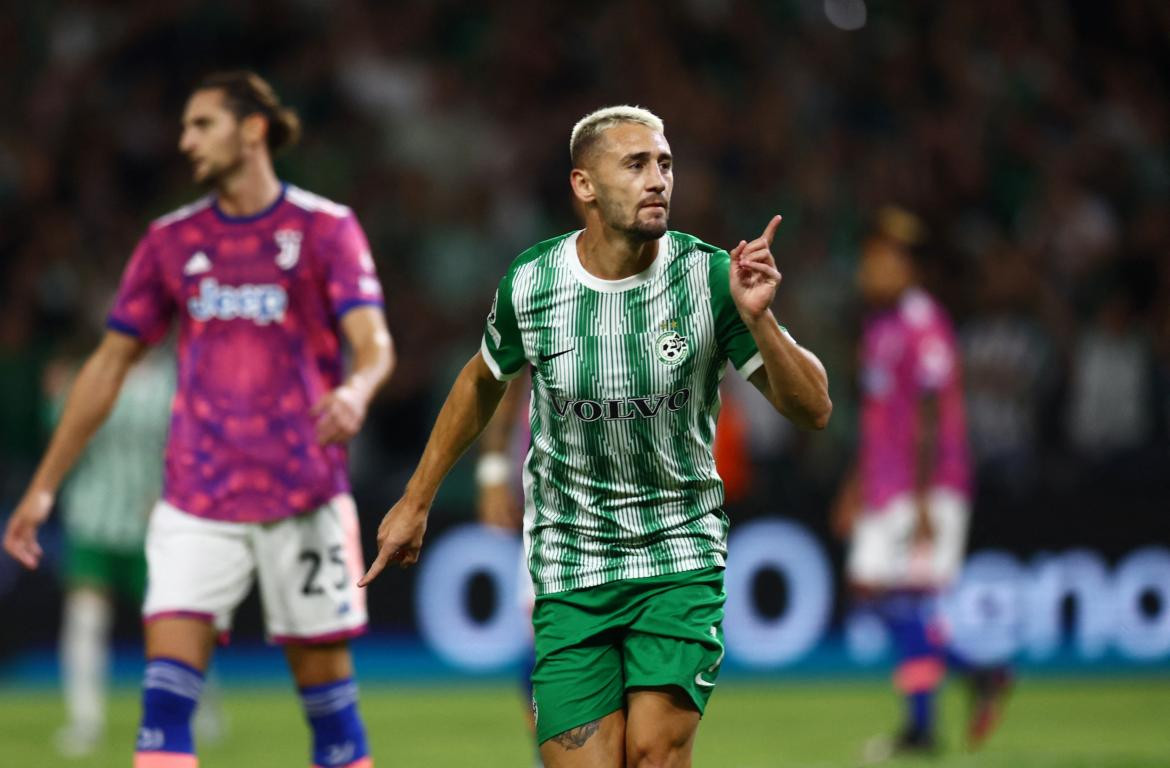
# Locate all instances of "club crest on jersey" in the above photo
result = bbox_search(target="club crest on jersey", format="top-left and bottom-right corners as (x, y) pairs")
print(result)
(655, 329), (689, 365)
(274, 229), (303, 270)
(188, 278), (287, 325)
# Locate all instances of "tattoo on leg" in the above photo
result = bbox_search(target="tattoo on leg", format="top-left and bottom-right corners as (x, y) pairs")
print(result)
(552, 718), (601, 750)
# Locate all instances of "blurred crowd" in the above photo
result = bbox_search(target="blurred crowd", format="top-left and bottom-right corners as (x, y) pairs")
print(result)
(2, 0), (1168, 543)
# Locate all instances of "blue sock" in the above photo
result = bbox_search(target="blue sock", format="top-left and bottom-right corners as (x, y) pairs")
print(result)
(879, 593), (934, 658)
(300, 678), (369, 767)
(136, 657), (203, 755)
(879, 592), (941, 737)
(945, 647), (974, 674)
(910, 690), (934, 736)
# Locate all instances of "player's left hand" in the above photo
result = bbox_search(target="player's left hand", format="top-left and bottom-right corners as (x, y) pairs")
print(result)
(311, 384), (367, 445)
(729, 215), (783, 322)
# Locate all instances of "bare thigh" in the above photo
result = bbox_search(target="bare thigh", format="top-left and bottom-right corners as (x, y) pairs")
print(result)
(540, 709), (626, 768)
(625, 686), (701, 768)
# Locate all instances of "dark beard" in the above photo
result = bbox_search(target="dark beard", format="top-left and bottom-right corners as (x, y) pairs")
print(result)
(603, 198), (668, 242)
(193, 135), (247, 188)
(197, 155), (245, 188)
(620, 218), (668, 242)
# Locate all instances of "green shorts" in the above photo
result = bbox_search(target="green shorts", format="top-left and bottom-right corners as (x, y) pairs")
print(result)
(64, 539), (147, 603)
(531, 566), (725, 744)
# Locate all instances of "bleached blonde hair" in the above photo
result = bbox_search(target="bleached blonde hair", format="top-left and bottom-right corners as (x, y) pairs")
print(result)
(569, 105), (665, 168)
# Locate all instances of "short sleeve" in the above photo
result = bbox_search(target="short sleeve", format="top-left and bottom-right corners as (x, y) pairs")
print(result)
(107, 234), (174, 344)
(321, 212), (384, 318)
(709, 250), (764, 379)
(914, 328), (957, 392)
(480, 272), (526, 381)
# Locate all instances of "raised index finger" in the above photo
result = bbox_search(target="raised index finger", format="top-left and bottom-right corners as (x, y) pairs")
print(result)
(762, 215), (783, 247)
(358, 546), (391, 587)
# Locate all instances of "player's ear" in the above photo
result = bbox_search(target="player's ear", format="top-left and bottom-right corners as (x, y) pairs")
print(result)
(240, 112), (268, 147)
(569, 168), (596, 204)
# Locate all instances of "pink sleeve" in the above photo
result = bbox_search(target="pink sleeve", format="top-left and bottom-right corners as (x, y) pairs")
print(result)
(914, 324), (957, 392)
(106, 234), (174, 343)
(321, 212), (384, 318)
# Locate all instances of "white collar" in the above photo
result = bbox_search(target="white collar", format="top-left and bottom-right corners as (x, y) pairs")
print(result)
(564, 229), (669, 293)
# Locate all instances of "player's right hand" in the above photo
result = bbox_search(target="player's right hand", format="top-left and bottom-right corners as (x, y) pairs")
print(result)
(912, 495), (935, 546)
(829, 473), (860, 540)
(3, 489), (53, 569)
(358, 498), (429, 586)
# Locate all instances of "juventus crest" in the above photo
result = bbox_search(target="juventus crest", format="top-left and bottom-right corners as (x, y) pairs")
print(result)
(275, 229), (303, 270)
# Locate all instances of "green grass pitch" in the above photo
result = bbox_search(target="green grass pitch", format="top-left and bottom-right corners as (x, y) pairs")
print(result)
(3, 678), (1167, 766)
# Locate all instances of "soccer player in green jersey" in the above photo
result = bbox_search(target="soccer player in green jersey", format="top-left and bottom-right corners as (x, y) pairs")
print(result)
(361, 106), (832, 767)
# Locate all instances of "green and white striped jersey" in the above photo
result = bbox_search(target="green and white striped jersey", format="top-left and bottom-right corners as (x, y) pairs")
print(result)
(58, 348), (174, 551)
(481, 230), (765, 595)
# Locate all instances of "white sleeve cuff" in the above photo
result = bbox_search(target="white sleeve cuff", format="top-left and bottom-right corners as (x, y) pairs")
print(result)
(736, 351), (764, 380)
(480, 337), (524, 382)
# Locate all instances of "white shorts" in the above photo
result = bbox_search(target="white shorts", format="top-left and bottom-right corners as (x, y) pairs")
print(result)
(847, 488), (970, 590)
(143, 495), (367, 643)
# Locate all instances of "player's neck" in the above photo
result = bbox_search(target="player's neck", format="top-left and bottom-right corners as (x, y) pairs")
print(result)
(869, 284), (918, 312)
(214, 163), (282, 218)
(577, 224), (659, 281)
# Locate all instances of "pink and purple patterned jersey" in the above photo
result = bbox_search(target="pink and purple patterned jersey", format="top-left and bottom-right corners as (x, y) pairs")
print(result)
(108, 184), (384, 523)
(859, 288), (970, 511)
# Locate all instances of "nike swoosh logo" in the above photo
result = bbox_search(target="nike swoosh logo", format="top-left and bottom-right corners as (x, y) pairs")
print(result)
(694, 672), (716, 688)
(538, 348), (575, 363)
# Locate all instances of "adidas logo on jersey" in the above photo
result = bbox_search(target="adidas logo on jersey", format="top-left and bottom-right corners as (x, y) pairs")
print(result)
(188, 277), (288, 325)
(184, 251), (212, 275)
(550, 388), (691, 422)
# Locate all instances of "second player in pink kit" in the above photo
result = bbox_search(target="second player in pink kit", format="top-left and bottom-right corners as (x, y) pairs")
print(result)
(832, 208), (1009, 760)
(860, 289), (970, 507)
(4, 72), (394, 768)
(854, 285), (971, 587)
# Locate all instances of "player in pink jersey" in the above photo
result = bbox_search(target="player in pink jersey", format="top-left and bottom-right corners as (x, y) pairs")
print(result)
(4, 71), (394, 768)
(832, 208), (1009, 761)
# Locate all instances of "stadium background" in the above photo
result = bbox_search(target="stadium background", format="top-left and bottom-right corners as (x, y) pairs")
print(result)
(0, 1), (1167, 765)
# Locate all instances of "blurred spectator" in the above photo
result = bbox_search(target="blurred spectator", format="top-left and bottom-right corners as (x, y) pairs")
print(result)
(962, 246), (1057, 485)
(1066, 273), (1157, 459)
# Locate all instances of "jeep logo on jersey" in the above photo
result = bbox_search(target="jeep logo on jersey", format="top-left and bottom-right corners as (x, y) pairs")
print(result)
(188, 278), (288, 325)
(655, 330), (689, 365)
(274, 229), (303, 269)
(551, 388), (691, 422)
